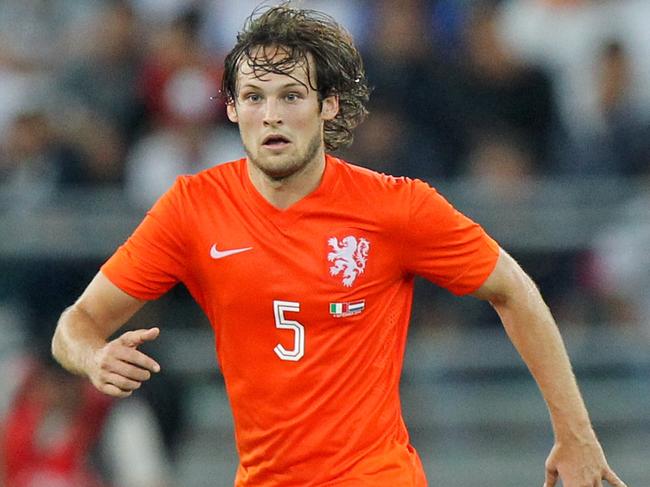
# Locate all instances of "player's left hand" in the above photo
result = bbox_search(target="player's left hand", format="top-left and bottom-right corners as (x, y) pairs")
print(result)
(543, 437), (627, 487)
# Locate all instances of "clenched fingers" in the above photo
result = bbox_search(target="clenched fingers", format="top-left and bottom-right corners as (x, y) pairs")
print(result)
(90, 328), (161, 397)
(94, 358), (152, 395)
(103, 372), (142, 392)
(105, 358), (153, 382)
(100, 383), (133, 398)
(114, 346), (160, 374)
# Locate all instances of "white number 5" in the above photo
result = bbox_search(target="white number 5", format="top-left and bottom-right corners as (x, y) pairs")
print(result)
(273, 300), (304, 361)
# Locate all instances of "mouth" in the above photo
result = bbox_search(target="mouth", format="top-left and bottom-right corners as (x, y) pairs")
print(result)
(262, 134), (291, 149)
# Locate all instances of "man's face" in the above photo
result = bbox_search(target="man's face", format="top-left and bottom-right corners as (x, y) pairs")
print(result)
(227, 48), (338, 181)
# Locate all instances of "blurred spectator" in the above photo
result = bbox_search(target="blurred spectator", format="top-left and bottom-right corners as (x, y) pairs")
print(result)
(199, 0), (365, 56)
(125, 117), (242, 209)
(1, 351), (113, 487)
(452, 0), (560, 176)
(358, 0), (463, 178)
(58, 112), (129, 187)
(0, 65), (48, 147)
(340, 102), (442, 177)
(590, 190), (650, 332)
(0, 348), (171, 487)
(464, 129), (536, 202)
(559, 39), (650, 176)
(0, 110), (86, 210)
(0, 107), (126, 216)
(501, 0), (650, 141)
(129, 0), (199, 28)
(0, 0), (104, 70)
(126, 9), (242, 208)
(138, 7), (222, 128)
(430, 0), (471, 59)
(56, 1), (146, 146)
(124, 85), (242, 208)
(0, 2), (54, 141)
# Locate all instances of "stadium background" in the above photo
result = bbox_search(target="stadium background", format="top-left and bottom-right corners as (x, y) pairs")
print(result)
(1, 0), (649, 485)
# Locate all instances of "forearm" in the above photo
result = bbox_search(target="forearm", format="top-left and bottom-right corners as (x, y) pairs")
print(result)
(473, 251), (625, 486)
(52, 304), (110, 377)
(490, 274), (593, 442)
(52, 272), (146, 378)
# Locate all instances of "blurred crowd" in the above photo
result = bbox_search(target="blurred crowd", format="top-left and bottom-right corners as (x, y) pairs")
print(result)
(2, 0), (650, 199)
(1, 0), (650, 485)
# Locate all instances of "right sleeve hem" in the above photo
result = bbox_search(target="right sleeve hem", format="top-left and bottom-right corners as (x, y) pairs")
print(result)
(99, 266), (162, 302)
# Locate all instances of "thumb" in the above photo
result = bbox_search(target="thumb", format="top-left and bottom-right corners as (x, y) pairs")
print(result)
(120, 327), (160, 348)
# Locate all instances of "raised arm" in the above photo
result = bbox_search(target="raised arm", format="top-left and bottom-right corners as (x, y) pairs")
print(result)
(52, 271), (160, 398)
(471, 249), (626, 487)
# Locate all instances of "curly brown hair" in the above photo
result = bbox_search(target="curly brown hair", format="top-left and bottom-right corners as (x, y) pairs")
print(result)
(221, 4), (370, 151)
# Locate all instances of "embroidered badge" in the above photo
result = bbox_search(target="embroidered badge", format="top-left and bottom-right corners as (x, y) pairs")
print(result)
(327, 236), (370, 287)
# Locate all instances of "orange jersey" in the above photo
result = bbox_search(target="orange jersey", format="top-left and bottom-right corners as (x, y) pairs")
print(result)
(102, 155), (499, 486)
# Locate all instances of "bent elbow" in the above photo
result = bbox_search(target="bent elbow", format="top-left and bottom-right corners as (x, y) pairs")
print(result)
(51, 305), (75, 365)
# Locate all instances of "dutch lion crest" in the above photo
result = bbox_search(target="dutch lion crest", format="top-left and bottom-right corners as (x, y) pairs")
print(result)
(327, 236), (370, 287)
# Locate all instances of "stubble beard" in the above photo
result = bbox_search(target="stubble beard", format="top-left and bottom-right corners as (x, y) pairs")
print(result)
(245, 130), (323, 182)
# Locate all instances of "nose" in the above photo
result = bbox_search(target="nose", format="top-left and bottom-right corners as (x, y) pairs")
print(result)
(263, 98), (282, 126)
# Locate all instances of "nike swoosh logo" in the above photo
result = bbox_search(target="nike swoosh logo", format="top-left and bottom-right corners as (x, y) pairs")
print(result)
(210, 244), (253, 260)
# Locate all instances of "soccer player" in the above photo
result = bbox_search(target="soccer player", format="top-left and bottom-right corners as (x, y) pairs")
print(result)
(52, 5), (627, 487)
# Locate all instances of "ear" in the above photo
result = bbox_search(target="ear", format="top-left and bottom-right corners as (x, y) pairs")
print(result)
(226, 102), (239, 123)
(320, 94), (339, 121)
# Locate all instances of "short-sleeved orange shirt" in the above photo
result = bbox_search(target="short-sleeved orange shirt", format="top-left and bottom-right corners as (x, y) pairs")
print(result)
(102, 155), (499, 486)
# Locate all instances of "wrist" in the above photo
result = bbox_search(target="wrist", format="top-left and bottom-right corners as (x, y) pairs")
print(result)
(552, 417), (596, 444)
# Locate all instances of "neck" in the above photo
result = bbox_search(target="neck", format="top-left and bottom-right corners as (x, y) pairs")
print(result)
(247, 151), (327, 210)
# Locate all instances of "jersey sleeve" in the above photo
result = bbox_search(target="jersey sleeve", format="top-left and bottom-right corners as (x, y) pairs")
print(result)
(101, 177), (190, 300)
(400, 179), (500, 295)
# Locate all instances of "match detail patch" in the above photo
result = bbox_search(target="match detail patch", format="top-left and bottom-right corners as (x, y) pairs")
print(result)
(329, 300), (365, 318)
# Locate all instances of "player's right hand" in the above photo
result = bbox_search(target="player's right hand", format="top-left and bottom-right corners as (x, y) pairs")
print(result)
(88, 327), (161, 398)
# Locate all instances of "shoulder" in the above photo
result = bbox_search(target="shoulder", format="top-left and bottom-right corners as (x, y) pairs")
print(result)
(332, 156), (441, 203)
(329, 157), (453, 237)
(180, 158), (244, 187)
(332, 158), (470, 238)
(168, 158), (245, 197)
(143, 159), (245, 224)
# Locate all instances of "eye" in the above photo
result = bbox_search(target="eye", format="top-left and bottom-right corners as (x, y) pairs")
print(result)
(285, 92), (301, 102)
(243, 93), (262, 103)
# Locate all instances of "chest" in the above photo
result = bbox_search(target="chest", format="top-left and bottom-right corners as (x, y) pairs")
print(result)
(187, 202), (402, 317)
